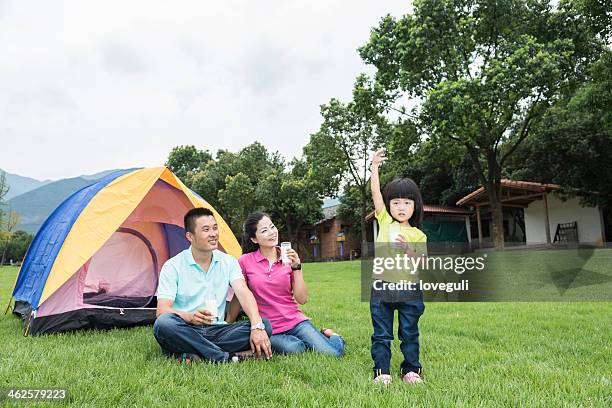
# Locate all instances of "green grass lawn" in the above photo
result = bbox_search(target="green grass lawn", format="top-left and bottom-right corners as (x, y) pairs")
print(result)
(1, 253), (611, 407)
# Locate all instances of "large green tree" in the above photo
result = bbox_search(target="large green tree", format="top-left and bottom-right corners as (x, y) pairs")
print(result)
(256, 159), (323, 251)
(184, 143), (284, 232)
(359, 0), (608, 248)
(1, 210), (20, 265)
(218, 172), (255, 235)
(166, 145), (212, 183)
(2, 230), (32, 264)
(305, 74), (391, 243)
(381, 119), (478, 206)
(166, 142), (323, 243)
(508, 50), (612, 207)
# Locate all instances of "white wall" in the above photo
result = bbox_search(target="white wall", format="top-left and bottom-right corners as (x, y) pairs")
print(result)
(524, 193), (604, 244)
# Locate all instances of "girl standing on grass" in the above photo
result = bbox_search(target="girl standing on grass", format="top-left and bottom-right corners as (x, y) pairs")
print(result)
(370, 148), (427, 385)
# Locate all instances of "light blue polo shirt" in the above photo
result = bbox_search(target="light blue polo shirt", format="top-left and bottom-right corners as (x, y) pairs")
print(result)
(157, 247), (244, 324)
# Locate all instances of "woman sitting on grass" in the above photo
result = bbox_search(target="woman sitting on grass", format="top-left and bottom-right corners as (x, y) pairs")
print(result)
(226, 212), (344, 357)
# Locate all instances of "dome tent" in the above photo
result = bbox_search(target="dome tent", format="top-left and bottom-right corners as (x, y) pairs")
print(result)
(10, 167), (240, 336)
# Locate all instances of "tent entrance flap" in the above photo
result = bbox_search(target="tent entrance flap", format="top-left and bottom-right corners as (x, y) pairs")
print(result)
(81, 228), (158, 308)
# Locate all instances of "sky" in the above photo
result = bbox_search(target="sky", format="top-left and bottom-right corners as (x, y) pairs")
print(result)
(0, 0), (410, 181)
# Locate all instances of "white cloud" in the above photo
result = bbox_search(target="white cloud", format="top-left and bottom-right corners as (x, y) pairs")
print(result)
(0, 0), (409, 180)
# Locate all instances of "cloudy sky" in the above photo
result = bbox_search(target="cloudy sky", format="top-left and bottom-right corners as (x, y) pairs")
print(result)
(0, 0), (410, 181)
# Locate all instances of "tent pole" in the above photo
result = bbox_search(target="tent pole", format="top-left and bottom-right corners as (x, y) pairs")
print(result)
(23, 310), (35, 337)
(3, 296), (12, 315)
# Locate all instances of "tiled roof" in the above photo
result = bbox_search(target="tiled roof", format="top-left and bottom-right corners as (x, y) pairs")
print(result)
(456, 179), (560, 206)
(314, 204), (341, 225)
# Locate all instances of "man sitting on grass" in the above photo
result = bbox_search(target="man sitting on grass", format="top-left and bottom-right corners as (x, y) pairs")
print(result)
(153, 207), (273, 364)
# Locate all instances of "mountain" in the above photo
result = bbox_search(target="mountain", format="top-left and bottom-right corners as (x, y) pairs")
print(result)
(6, 169), (135, 234)
(81, 169), (126, 181)
(1, 170), (52, 200)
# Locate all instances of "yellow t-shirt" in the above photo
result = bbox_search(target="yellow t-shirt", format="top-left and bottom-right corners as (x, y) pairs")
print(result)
(373, 208), (428, 284)
(375, 208), (427, 248)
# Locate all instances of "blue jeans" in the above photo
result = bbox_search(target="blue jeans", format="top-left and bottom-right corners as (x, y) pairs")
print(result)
(370, 291), (425, 376)
(270, 319), (344, 357)
(153, 313), (272, 363)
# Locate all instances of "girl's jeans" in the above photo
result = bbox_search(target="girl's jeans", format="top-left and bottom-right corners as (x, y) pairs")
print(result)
(370, 287), (425, 376)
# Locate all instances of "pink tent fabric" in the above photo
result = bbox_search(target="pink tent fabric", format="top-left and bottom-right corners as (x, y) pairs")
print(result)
(37, 180), (194, 318)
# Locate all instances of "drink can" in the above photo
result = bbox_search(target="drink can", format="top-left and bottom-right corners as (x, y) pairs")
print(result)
(280, 242), (292, 265)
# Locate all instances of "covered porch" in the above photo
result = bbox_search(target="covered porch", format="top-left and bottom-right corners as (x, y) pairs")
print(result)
(456, 179), (560, 248)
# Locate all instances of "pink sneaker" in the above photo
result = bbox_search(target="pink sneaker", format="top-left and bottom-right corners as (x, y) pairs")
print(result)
(373, 374), (392, 385)
(402, 371), (423, 384)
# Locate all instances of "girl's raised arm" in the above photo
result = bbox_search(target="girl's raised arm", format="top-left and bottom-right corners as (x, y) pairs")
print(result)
(370, 149), (386, 215)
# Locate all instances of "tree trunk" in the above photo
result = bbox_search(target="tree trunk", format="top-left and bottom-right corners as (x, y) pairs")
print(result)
(1, 236), (9, 265)
(286, 220), (307, 259)
(485, 180), (505, 250)
(484, 150), (505, 250)
(286, 221), (294, 244)
(465, 144), (505, 250)
(490, 197), (505, 250)
(360, 188), (368, 245)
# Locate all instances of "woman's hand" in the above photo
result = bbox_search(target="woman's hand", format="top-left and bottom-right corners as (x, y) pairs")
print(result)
(287, 248), (307, 304)
(287, 249), (301, 269)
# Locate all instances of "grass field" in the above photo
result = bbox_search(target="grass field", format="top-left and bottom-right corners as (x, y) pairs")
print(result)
(1, 252), (611, 407)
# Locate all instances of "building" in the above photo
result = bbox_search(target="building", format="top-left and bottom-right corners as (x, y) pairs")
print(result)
(296, 204), (362, 261)
(297, 203), (474, 261)
(366, 204), (473, 254)
(456, 179), (608, 247)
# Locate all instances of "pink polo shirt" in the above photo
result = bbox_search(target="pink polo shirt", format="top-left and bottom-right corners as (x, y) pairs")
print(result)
(239, 250), (309, 334)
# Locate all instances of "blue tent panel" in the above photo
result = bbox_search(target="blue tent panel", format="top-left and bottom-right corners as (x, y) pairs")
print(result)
(12, 169), (133, 310)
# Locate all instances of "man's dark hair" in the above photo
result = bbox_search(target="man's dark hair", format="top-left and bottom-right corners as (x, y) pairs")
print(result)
(184, 207), (215, 233)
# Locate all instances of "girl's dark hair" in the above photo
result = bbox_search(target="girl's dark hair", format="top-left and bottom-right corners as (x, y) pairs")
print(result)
(242, 212), (271, 254)
(382, 177), (424, 228)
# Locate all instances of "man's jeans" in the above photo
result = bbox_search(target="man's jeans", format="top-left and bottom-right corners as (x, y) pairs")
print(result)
(370, 290), (425, 376)
(270, 319), (344, 357)
(153, 313), (272, 363)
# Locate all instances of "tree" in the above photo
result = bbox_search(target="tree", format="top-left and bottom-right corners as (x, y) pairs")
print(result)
(166, 142), (325, 244)
(2, 230), (32, 264)
(1, 210), (20, 265)
(359, 0), (608, 248)
(180, 143), (279, 226)
(337, 183), (372, 240)
(188, 149), (240, 212)
(508, 50), (612, 207)
(166, 145), (212, 183)
(256, 159), (323, 251)
(305, 74), (390, 243)
(218, 172), (256, 236)
(380, 119), (479, 206)
(0, 171), (8, 228)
